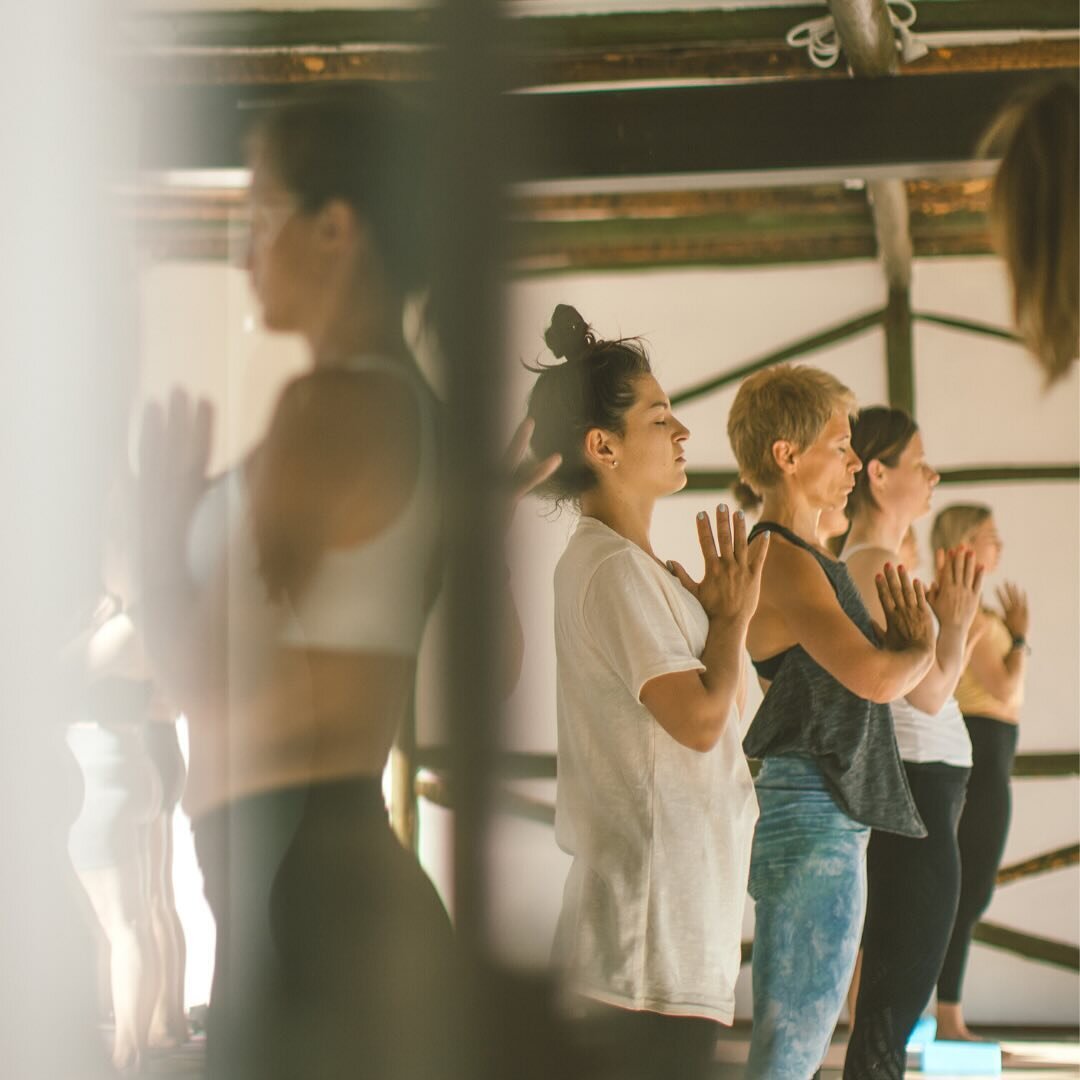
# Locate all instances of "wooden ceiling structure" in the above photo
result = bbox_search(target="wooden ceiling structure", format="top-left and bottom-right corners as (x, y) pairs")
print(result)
(123, 0), (1079, 480)
(126, 0), (1078, 277)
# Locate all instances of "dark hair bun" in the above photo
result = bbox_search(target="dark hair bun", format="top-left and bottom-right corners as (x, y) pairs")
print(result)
(544, 305), (594, 363)
(732, 480), (763, 513)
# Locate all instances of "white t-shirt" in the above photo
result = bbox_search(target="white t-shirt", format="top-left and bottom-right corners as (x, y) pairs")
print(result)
(551, 516), (758, 1024)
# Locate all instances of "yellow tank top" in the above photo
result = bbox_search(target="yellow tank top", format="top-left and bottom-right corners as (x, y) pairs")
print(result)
(955, 612), (1021, 718)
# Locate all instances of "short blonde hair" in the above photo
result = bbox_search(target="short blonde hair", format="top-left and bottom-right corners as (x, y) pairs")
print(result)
(931, 504), (992, 553)
(980, 81), (1079, 383)
(727, 364), (856, 492)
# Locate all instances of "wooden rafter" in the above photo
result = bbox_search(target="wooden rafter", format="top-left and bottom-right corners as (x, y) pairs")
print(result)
(124, 39), (1079, 89)
(413, 749), (1080, 782)
(120, 2), (1080, 54)
(127, 178), (1000, 269)
(135, 71), (1079, 177)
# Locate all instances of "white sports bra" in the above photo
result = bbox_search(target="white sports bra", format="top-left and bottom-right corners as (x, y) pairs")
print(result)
(187, 355), (441, 656)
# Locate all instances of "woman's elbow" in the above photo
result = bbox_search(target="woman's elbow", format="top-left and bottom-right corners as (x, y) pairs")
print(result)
(683, 705), (728, 752)
(688, 729), (722, 753)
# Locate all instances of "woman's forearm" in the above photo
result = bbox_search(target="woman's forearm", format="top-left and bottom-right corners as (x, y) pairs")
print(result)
(905, 625), (967, 715)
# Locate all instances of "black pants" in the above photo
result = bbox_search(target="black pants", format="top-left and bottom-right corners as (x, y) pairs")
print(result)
(937, 716), (1018, 1003)
(585, 1006), (719, 1080)
(843, 761), (970, 1080)
(194, 778), (457, 1080)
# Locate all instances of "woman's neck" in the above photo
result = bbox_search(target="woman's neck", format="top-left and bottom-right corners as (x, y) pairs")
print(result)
(759, 487), (822, 547)
(845, 505), (909, 556)
(307, 274), (408, 371)
(580, 487), (657, 559)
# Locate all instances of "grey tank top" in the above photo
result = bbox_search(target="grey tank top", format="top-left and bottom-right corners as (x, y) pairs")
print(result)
(743, 521), (925, 838)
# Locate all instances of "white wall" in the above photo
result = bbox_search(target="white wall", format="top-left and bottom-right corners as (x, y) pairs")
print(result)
(139, 254), (1079, 1024)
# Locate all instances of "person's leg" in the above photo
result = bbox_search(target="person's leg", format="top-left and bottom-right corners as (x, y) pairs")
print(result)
(937, 719), (1017, 1039)
(146, 809), (188, 1046)
(270, 778), (458, 1080)
(78, 864), (156, 1072)
(592, 1008), (719, 1080)
(843, 764), (969, 1080)
(193, 788), (306, 1080)
(745, 764), (869, 1080)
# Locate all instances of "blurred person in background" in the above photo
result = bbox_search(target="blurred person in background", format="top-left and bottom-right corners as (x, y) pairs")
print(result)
(931, 504), (1029, 1041)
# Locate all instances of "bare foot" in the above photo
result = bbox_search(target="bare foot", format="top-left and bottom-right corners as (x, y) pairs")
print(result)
(148, 1004), (189, 1049)
(112, 1039), (142, 1073)
(936, 1003), (979, 1041)
(147, 1028), (179, 1051)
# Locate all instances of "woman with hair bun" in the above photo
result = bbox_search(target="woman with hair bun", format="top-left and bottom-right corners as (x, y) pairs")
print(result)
(528, 305), (768, 1080)
(840, 407), (984, 1078)
(726, 365), (935, 1080)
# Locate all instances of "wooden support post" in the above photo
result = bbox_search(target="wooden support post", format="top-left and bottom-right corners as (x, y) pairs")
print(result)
(432, 0), (505, 1076)
(827, 1), (918, 416)
(827, 0), (898, 75)
(884, 285), (915, 414)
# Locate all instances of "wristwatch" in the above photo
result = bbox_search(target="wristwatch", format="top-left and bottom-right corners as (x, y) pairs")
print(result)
(1010, 635), (1031, 655)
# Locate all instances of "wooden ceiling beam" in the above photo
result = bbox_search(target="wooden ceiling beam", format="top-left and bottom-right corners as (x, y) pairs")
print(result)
(125, 38), (1079, 89)
(121, 3), (1080, 53)
(126, 178), (997, 269)
(134, 69), (1079, 176)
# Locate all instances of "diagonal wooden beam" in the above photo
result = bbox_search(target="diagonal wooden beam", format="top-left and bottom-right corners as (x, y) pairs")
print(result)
(670, 309), (884, 406)
(972, 922), (1080, 971)
(997, 844), (1079, 887)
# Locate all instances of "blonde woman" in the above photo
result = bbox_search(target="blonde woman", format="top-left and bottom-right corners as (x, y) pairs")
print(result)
(727, 365), (935, 1079)
(932, 505), (1029, 1041)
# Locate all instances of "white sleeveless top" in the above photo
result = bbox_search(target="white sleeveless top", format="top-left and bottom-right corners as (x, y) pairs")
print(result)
(187, 355), (441, 655)
(843, 544), (972, 768)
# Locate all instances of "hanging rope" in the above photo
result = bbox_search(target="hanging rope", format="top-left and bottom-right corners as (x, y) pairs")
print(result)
(786, 1), (928, 70)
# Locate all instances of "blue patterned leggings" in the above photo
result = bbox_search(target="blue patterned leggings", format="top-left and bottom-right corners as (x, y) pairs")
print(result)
(746, 757), (870, 1080)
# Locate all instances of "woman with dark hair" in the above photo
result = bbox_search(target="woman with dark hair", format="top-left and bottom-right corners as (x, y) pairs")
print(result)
(135, 93), (457, 1080)
(528, 305), (767, 1080)
(932, 504), (1029, 1042)
(840, 408), (984, 1078)
(726, 365), (935, 1080)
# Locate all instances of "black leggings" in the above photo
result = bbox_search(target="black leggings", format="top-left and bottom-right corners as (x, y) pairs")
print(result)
(937, 715), (1018, 1004)
(194, 778), (457, 1080)
(843, 761), (970, 1080)
(585, 1006), (719, 1080)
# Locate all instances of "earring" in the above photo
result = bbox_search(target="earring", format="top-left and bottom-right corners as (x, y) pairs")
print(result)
(611, 460), (619, 469)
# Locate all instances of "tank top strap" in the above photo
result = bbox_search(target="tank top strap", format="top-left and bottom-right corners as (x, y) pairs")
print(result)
(751, 520), (833, 565)
(753, 520), (875, 639)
